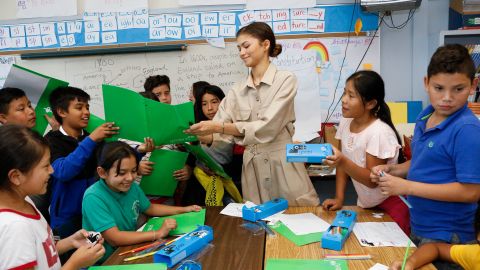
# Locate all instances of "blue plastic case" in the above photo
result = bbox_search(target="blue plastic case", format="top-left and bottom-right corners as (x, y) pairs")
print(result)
(321, 210), (357, 251)
(242, 198), (288, 222)
(286, 144), (333, 163)
(153, 225), (213, 267)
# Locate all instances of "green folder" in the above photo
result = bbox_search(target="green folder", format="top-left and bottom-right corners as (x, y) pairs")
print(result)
(182, 143), (230, 179)
(140, 149), (188, 196)
(269, 221), (323, 246)
(103, 84), (197, 145)
(142, 209), (206, 235)
(103, 84), (148, 143)
(89, 263), (167, 270)
(266, 259), (348, 270)
(85, 114), (106, 134)
(4, 64), (69, 136)
(145, 98), (197, 144)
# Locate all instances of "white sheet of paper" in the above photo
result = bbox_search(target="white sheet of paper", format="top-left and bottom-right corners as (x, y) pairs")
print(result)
(206, 37), (225, 48)
(179, 0), (246, 6)
(17, 0), (76, 18)
(220, 201), (257, 217)
(353, 222), (413, 247)
(369, 263), (389, 270)
(246, 0), (315, 10)
(84, 0), (147, 13)
(279, 213), (330, 235)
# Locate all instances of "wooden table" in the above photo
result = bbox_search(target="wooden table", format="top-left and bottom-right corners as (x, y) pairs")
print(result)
(264, 206), (436, 270)
(103, 207), (265, 270)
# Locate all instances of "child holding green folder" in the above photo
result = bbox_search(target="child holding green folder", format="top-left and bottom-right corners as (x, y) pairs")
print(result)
(82, 141), (201, 264)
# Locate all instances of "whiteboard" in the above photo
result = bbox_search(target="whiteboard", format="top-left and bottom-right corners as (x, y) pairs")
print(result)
(13, 35), (379, 141)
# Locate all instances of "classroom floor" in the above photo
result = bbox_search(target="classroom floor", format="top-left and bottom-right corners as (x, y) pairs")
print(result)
(311, 176), (358, 205)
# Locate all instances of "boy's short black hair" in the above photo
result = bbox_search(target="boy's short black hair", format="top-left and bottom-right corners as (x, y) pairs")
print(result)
(0, 87), (27, 114)
(428, 44), (476, 81)
(144, 75), (170, 92)
(139, 91), (158, 101)
(49, 86), (90, 124)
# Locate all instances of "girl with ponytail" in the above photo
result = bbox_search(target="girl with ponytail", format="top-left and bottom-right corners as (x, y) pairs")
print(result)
(322, 70), (409, 234)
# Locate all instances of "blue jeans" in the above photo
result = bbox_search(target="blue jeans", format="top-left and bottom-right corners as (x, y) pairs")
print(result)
(411, 232), (475, 270)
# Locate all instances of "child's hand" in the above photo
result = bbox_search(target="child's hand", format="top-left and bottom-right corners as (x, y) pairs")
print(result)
(173, 165), (192, 181)
(322, 145), (344, 168)
(65, 242), (105, 269)
(158, 218), (177, 238)
(44, 114), (60, 131)
(378, 172), (411, 196)
(389, 260), (413, 270)
(67, 229), (104, 249)
(138, 161), (154, 176)
(137, 137), (155, 153)
(370, 164), (392, 183)
(89, 122), (119, 142)
(185, 205), (202, 212)
(321, 198), (343, 211)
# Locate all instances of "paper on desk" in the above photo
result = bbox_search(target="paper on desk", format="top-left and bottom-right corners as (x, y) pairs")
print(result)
(220, 201), (256, 217)
(278, 213), (330, 235)
(265, 258), (348, 270)
(369, 263), (389, 270)
(353, 222), (414, 247)
(269, 221), (323, 246)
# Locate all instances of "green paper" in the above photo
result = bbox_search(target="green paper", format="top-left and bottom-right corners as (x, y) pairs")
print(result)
(89, 263), (167, 270)
(269, 221), (323, 246)
(103, 84), (197, 145)
(86, 114), (106, 134)
(142, 208), (206, 235)
(181, 143), (230, 179)
(5, 64), (69, 136)
(140, 149), (188, 196)
(265, 259), (348, 270)
(103, 84), (148, 143)
(145, 99), (197, 145)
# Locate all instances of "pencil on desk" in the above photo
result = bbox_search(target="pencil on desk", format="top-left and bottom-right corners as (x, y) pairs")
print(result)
(324, 254), (372, 260)
(123, 250), (158, 262)
(118, 241), (161, 256)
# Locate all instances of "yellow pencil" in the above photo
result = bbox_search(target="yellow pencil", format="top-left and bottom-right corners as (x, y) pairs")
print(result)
(123, 250), (157, 262)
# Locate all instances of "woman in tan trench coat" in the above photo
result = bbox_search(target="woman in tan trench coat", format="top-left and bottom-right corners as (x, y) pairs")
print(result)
(185, 22), (319, 206)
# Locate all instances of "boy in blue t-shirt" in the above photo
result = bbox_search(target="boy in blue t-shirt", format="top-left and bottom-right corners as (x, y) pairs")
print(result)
(371, 44), (480, 270)
(45, 86), (119, 239)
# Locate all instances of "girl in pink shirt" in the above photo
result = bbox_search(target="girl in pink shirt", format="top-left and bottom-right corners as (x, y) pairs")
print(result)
(322, 70), (410, 234)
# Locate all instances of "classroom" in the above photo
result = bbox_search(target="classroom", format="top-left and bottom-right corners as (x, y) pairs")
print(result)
(0, 0), (479, 269)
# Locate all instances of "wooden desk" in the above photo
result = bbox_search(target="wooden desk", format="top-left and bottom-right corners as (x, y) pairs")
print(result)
(264, 206), (436, 270)
(103, 207), (265, 270)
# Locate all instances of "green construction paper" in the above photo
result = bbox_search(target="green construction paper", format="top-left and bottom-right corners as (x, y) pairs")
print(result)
(145, 99), (197, 145)
(103, 84), (148, 143)
(140, 149), (188, 196)
(8, 65), (69, 135)
(142, 208), (206, 235)
(265, 259), (348, 270)
(181, 143), (230, 179)
(86, 114), (106, 134)
(269, 221), (323, 246)
(89, 263), (167, 270)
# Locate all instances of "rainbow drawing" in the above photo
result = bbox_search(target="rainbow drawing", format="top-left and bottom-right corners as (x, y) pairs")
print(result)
(303, 41), (330, 73)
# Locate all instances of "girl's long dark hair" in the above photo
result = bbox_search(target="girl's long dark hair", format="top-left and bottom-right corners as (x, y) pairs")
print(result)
(97, 141), (139, 176)
(347, 70), (405, 163)
(194, 85), (225, 123)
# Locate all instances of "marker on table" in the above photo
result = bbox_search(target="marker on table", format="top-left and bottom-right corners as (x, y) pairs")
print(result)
(324, 254), (372, 260)
(378, 171), (413, 209)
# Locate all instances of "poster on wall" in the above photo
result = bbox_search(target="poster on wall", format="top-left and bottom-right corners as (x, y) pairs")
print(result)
(84, 0), (148, 13)
(16, 0), (77, 18)
(179, 0), (246, 6)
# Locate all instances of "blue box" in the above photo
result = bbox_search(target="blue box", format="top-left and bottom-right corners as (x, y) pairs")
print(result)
(242, 198), (288, 222)
(153, 225), (213, 267)
(286, 144), (333, 163)
(321, 210), (357, 251)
